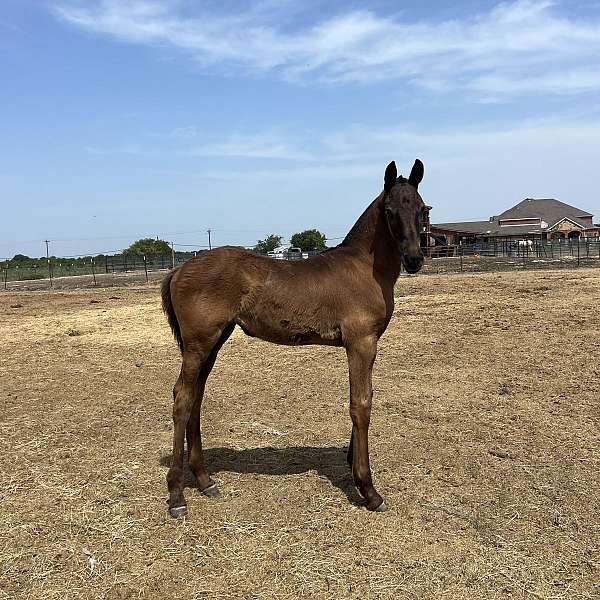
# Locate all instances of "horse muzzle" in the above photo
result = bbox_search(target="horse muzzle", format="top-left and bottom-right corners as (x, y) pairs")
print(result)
(402, 254), (424, 274)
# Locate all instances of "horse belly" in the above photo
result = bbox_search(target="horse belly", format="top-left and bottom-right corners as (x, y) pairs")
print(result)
(235, 315), (343, 347)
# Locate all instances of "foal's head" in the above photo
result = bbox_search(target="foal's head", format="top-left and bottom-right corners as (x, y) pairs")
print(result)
(383, 159), (426, 274)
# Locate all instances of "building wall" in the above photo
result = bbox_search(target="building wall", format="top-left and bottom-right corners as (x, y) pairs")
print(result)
(499, 218), (540, 227)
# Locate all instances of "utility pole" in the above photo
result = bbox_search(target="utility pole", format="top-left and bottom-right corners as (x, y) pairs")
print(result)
(207, 228), (212, 250)
(45, 240), (53, 288)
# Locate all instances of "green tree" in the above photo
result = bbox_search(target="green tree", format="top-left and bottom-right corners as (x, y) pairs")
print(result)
(290, 229), (327, 252)
(124, 238), (172, 256)
(253, 234), (283, 254)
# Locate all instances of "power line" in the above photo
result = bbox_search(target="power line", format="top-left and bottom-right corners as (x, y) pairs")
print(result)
(1, 229), (331, 247)
(2, 231), (347, 258)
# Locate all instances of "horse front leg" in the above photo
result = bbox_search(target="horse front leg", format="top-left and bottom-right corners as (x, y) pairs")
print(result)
(346, 335), (386, 512)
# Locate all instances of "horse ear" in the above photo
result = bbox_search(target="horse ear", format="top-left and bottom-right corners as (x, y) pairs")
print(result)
(384, 161), (397, 192)
(408, 159), (424, 190)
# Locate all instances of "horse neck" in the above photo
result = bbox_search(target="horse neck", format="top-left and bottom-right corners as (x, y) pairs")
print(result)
(341, 193), (401, 284)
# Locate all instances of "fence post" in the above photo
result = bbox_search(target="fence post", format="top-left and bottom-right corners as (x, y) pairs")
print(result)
(577, 241), (580, 267)
(3, 264), (7, 290)
(460, 245), (463, 272)
(144, 255), (148, 283)
(91, 259), (97, 286)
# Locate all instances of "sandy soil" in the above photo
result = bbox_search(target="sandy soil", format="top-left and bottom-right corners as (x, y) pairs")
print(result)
(0, 269), (599, 599)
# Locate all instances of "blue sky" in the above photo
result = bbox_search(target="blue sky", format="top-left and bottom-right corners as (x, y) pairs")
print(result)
(2, 0), (600, 258)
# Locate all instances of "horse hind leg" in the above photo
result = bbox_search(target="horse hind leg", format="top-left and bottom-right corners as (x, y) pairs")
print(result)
(346, 430), (354, 467)
(186, 323), (235, 498)
(167, 328), (227, 518)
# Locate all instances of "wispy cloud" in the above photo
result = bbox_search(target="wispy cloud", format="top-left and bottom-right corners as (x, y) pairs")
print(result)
(186, 138), (315, 161)
(52, 1), (600, 97)
(0, 18), (24, 33)
(91, 114), (600, 197)
(169, 128), (316, 160)
(174, 115), (600, 220)
(89, 129), (317, 161)
(85, 143), (143, 155)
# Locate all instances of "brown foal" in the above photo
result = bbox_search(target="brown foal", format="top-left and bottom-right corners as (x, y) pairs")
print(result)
(162, 159), (427, 517)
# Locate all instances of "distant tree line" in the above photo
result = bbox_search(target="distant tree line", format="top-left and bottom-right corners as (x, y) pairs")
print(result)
(5, 253), (111, 268)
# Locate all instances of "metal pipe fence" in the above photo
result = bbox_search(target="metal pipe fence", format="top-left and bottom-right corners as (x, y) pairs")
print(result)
(0, 252), (196, 290)
(0, 249), (320, 290)
(2, 239), (600, 290)
(421, 239), (600, 275)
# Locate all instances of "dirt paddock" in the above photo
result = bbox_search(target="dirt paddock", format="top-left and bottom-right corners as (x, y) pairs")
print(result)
(1, 269), (599, 599)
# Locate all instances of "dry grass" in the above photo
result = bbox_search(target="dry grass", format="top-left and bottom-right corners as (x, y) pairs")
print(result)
(1, 269), (599, 599)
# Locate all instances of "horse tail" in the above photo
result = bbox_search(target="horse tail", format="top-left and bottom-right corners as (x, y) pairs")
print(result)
(161, 268), (184, 354)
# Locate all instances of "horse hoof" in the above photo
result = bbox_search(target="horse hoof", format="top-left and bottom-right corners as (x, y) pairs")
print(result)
(169, 505), (188, 519)
(374, 501), (387, 513)
(201, 483), (220, 498)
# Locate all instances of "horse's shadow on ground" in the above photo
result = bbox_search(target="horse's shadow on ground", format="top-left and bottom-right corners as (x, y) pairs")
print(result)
(159, 445), (363, 506)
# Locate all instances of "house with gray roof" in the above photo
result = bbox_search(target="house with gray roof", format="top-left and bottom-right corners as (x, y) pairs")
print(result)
(430, 198), (599, 245)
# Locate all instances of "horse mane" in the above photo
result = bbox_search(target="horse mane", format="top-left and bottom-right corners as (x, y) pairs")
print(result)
(340, 196), (382, 248)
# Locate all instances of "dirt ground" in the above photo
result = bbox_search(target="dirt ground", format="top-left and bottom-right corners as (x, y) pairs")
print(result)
(1, 269), (599, 599)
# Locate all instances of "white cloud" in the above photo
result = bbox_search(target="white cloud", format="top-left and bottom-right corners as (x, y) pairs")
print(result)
(145, 114), (600, 224)
(53, 0), (600, 96)
(84, 112), (600, 173)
